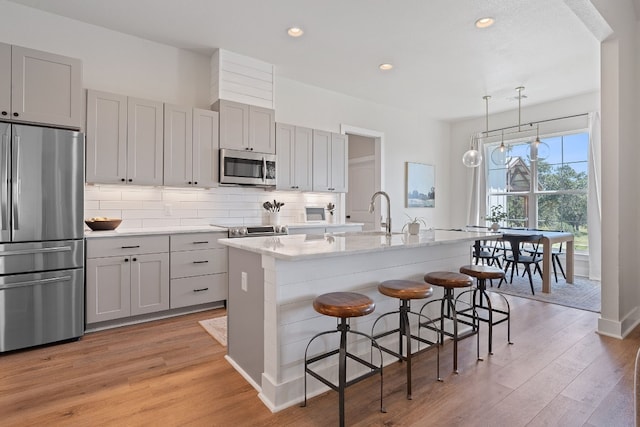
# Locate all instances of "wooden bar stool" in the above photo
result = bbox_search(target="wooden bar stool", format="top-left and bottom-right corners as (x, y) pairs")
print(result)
(302, 292), (385, 427)
(457, 265), (513, 355)
(372, 280), (442, 400)
(420, 271), (479, 373)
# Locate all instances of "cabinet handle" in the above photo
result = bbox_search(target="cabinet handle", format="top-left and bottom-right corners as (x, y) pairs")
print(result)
(121, 178), (125, 182)
(193, 288), (209, 292)
(124, 258), (129, 262)
(128, 179), (132, 182)
(188, 181), (192, 184)
(121, 245), (140, 249)
(250, 147), (254, 151)
(132, 257), (137, 262)
(194, 181), (198, 185)
(193, 260), (209, 264)
(192, 241), (209, 244)
(12, 112), (18, 117)
(1, 111), (7, 116)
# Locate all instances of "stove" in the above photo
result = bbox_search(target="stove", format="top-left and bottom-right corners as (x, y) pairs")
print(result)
(227, 225), (288, 238)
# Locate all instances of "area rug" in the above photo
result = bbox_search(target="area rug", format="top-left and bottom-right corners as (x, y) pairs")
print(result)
(489, 274), (601, 313)
(198, 316), (227, 347)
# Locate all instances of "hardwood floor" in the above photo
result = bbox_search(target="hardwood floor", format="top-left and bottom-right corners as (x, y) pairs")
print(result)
(1, 296), (638, 426)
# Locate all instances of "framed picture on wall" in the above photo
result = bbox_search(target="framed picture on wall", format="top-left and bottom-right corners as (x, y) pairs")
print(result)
(405, 162), (435, 207)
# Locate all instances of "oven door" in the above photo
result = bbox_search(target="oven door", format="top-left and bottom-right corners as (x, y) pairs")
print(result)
(219, 149), (276, 186)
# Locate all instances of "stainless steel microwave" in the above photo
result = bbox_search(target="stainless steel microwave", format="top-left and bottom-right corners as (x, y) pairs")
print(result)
(219, 149), (277, 187)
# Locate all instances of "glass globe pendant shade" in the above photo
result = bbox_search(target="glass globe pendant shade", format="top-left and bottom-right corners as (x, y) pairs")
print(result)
(529, 137), (550, 162)
(490, 142), (510, 166)
(462, 149), (483, 167)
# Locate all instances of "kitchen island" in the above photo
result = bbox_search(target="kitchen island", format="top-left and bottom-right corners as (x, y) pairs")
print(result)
(218, 229), (499, 412)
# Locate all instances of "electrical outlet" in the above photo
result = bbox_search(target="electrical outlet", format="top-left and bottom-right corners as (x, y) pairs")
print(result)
(241, 272), (248, 292)
(163, 203), (172, 216)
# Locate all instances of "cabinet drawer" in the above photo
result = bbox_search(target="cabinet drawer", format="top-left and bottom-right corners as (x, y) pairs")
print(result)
(87, 235), (169, 258)
(170, 273), (227, 309)
(170, 248), (227, 279)
(170, 232), (226, 252)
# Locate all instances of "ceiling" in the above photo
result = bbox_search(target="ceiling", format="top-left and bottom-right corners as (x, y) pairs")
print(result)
(9, 0), (605, 121)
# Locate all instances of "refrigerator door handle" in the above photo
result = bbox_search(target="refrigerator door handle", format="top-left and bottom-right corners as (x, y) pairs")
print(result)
(1, 131), (8, 231)
(0, 275), (72, 291)
(12, 134), (19, 230)
(0, 246), (72, 257)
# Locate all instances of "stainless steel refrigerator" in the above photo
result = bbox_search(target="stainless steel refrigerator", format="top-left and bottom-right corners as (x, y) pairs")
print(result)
(0, 123), (84, 353)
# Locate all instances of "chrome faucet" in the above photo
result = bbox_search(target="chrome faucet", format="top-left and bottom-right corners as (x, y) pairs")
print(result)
(369, 191), (391, 235)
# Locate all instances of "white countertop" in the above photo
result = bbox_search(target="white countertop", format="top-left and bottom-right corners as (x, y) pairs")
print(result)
(218, 229), (500, 261)
(286, 222), (364, 229)
(84, 225), (228, 238)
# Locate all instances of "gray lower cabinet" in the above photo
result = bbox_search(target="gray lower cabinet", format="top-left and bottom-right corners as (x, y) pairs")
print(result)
(170, 232), (228, 308)
(86, 235), (170, 324)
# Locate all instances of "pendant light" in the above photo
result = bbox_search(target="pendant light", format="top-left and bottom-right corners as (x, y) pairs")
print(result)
(529, 124), (550, 162)
(462, 95), (490, 168)
(490, 130), (509, 165)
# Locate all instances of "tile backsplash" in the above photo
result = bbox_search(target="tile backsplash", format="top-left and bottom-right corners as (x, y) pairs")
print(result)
(84, 185), (340, 229)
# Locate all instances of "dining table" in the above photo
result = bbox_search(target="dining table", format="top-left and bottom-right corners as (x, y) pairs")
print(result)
(492, 229), (574, 294)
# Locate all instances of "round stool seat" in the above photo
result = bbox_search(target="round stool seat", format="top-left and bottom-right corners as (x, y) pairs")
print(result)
(378, 280), (433, 300)
(313, 292), (375, 318)
(424, 271), (472, 288)
(459, 264), (505, 280)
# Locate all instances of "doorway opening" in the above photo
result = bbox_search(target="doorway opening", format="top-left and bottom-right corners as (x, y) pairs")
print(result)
(341, 125), (383, 232)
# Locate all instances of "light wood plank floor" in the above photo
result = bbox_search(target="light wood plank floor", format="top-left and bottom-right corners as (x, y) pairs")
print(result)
(1, 296), (638, 426)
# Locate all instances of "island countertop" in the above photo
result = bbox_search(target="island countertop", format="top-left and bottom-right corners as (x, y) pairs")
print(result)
(218, 229), (499, 261)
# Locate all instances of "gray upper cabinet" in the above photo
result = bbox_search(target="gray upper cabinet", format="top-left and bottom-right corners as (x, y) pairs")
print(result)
(312, 130), (348, 192)
(163, 104), (193, 186)
(86, 90), (163, 185)
(192, 109), (219, 188)
(1, 44), (82, 128)
(214, 99), (275, 154)
(86, 90), (128, 184)
(164, 105), (219, 188)
(127, 97), (164, 185)
(276, 123), (312, 191)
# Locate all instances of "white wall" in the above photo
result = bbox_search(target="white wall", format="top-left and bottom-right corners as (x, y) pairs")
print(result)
(275, 77), (451, 231)
(0, 1), (210, 107)
(590, 0), (640, 338)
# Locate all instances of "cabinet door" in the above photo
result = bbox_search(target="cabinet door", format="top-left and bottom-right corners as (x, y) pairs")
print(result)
(86, 90), (128, 184)
(330, 133), (348, 192)
(11, 45), (82, 128)
(130, 252), (170, 316)
(127, 97), (164, 185)
(86, 257), (131, 323)
(276, 123), (294, 190)
(163, 104), (193, 186)
(312, 129), (331, 192)
(218, 100), (249, 150)
(249, 105), (275, 153)
(0, 43), (10, 118)
(294, 126), (314, 191)
(192, 108), (219, 188)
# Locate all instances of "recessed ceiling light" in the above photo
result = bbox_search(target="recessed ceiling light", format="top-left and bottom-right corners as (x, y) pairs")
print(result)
(379, 63), (393, 71)
(287, 27), (304, 37)
(475, 17), (495, 28)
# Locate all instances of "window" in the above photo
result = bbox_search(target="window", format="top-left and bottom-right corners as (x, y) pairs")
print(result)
(485, 131), (589, 252)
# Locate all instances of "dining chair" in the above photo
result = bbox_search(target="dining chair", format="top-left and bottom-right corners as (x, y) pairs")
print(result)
(499, 234), (544, 295)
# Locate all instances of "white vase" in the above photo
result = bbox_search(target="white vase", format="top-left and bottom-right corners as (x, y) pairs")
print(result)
(407, 222), (420, 235)
(490, 222), (500, 231)
(268, 212), (280, 225)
